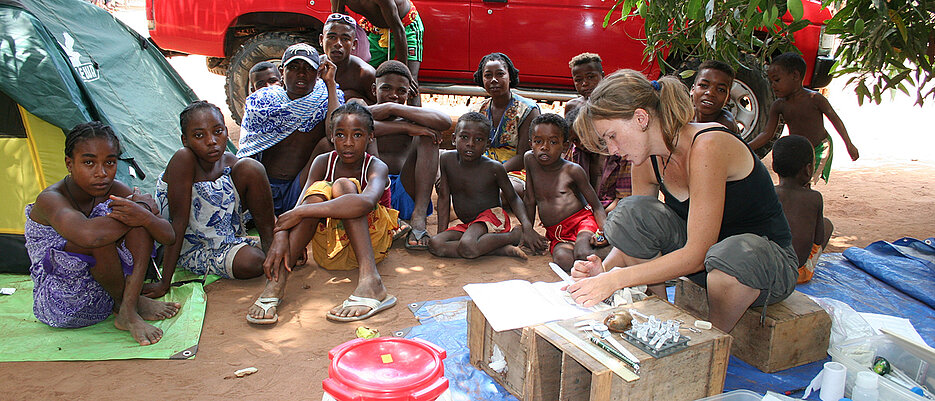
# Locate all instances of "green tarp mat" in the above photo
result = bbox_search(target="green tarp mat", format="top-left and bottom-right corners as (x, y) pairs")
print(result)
(0, 274), (207, 361)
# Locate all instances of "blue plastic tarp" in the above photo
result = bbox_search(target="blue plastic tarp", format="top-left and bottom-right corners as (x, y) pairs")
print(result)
(401, 238), (935, 399)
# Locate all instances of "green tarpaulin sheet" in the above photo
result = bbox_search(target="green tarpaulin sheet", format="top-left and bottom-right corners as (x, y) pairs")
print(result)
(0, 274), (206, 361)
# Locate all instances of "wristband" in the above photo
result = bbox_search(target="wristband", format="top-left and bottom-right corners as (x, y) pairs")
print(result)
(593, 229), (606, 244)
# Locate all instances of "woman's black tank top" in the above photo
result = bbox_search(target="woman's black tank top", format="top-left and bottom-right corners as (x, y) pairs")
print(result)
(650, 127), (791, 247)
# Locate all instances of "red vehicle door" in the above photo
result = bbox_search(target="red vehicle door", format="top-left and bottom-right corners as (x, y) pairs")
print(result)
(467, 0), (658, 90)
(417, 0), (473, 84)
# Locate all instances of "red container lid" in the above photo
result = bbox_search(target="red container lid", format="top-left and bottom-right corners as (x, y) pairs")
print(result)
(323, 337), (449, 401)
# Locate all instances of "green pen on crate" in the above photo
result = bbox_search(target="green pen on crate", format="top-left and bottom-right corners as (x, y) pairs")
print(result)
(589, 336), (641, 373)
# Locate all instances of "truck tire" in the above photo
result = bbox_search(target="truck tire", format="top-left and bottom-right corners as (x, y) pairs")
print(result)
(225, 32), (318, 124)
(206, 57), (229, 76)
(675, 54), (780, 158)
(730, 54), (779, 158)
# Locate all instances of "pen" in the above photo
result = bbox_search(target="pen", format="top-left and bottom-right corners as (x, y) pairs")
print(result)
(589, 336), (640, 373)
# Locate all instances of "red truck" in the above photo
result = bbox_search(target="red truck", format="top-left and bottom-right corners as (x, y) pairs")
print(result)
(146, 0), (835, 141)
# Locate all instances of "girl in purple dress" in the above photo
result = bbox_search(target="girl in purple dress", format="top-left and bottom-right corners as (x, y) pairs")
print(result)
(25, 122), (179, 346)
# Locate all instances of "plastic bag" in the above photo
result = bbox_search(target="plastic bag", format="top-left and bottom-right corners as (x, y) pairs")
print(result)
(809, 296), (877, 349)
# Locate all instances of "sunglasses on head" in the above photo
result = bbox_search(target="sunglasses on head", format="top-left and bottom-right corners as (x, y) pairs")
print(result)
(326, 13), (356, 26)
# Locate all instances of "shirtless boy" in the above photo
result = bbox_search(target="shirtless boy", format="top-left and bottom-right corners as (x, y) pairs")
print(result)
(691, 60), (740, 133)
(332, 0), (423, 105)
(524, 114), (609, 270)
(750, 52), (859, 183)
(238, 43), (343, 216)
(320, 13), (377, 104)
(428, 112), (538, 260)
(368, 60), (450, 249)
(248, 61), (282, 93)
(772, 135), (833, 283)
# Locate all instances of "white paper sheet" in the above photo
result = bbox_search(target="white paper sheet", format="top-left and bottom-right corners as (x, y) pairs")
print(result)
(858, 312), (926, 346)
(464, 280), (597, 332)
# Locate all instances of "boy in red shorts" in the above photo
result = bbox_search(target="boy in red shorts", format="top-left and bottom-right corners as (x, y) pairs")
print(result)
(428, 112), (539, 260)
(524, 114), (610, 271)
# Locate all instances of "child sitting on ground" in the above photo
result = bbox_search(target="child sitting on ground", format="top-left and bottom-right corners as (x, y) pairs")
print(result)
(772, 135), (833, 283)
(248, 102), (399, 324)
(524, 114), (610, 271)
(148, 101), (276, 298)
(429, 112), (539, 259)
(25, 122), (179, 346)
(690, 60), (740, 133)
(750, 52), (859, 183)
(248, 61), (282, 93)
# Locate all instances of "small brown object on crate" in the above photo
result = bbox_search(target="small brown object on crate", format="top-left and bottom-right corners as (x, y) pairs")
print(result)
(674, 277), (832, 373)
(603, 311), (633, 332)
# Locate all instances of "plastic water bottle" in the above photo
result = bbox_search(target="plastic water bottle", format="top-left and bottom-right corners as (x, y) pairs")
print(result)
(851, 371), (880, 401)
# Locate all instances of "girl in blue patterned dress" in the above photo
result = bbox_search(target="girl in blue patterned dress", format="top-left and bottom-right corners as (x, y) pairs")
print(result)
(148, 101), (276, 299)
(25, 122), (179, 346)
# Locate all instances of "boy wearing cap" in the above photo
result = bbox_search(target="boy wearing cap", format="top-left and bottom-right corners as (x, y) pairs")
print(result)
(332, 0), (423, 106)
(320, 13), (377, 105)
(238, 43), (344, 216)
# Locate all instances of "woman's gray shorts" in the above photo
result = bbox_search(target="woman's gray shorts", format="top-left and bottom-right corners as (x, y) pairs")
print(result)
(605, 196), (798, 306)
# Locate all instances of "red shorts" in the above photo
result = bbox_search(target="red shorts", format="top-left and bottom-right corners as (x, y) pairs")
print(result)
(447, 207), (511, 233)
(545, 207), (599, 254)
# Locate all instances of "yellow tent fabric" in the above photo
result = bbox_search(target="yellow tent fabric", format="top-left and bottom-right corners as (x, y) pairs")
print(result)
(0, 106), (66, 235)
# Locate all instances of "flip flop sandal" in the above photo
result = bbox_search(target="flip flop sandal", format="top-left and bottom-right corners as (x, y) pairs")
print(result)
(326, 295), (398, 322)
(245, 297), (280, 325)
(392, 219), (412, 241)
(404, 228), (430, 250)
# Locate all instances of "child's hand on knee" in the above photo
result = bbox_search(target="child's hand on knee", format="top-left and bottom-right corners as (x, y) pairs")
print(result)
(274, 209), (303, 232)
(108, 195), (155, 227)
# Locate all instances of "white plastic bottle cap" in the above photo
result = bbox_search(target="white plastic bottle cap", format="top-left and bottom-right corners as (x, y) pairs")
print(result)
(855, 371), (879, 389)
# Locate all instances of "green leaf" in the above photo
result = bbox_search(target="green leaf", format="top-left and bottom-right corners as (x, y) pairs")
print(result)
(679, 69), (697, 79)
(744, 0), (759, 22)
(854, 18), (865, 34)
(603, 0), (623, 27)
(786, 0), (804, 20)
(705, 0), (715, 21)
(687, 0), (704, 20)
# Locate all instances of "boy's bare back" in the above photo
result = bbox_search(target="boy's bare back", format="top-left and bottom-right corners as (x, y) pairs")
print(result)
(776, 185), (824, 266)
(439, 150), (507, 222)
(525, 157), (589, 227)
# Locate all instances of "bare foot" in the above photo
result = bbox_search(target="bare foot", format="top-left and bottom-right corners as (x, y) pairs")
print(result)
(329, 277), (387, 319)
(136, 296), (181, 320)
(114, 311), (163, 346)
(247, 279), (285, 322)
(491, 245), (528, 260)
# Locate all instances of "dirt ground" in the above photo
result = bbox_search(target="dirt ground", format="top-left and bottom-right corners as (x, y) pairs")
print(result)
(1, 4), (933, 400)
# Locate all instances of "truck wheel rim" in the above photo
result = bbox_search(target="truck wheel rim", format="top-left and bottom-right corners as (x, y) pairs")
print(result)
(728, 79), (759, 140)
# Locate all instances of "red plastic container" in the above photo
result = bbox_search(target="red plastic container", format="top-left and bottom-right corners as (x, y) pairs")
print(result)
(323, 337), (450, 401)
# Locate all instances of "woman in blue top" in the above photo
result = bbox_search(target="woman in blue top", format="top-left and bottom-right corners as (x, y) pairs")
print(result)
(568, 70), (798, 332)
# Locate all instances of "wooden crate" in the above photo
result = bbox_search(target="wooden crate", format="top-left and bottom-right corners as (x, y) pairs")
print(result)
(674, 277), (832, 373)
(467, 300), (537, 398)
(468, 297), (732, 401)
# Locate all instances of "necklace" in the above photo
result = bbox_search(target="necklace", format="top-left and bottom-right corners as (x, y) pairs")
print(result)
(659, 134), (680, 186)
(63, 175), (96, 217)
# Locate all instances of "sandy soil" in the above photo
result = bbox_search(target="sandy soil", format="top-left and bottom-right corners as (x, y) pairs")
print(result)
(1, 4), (933, 400)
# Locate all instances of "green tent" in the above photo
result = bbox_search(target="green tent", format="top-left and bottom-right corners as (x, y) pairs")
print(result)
(0, 0), (209, 272)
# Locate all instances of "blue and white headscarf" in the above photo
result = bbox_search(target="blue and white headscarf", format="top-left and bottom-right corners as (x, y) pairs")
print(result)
(237, 81), (345, 158)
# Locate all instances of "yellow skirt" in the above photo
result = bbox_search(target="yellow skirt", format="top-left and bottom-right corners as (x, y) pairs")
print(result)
(305, 179), (399, 271)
